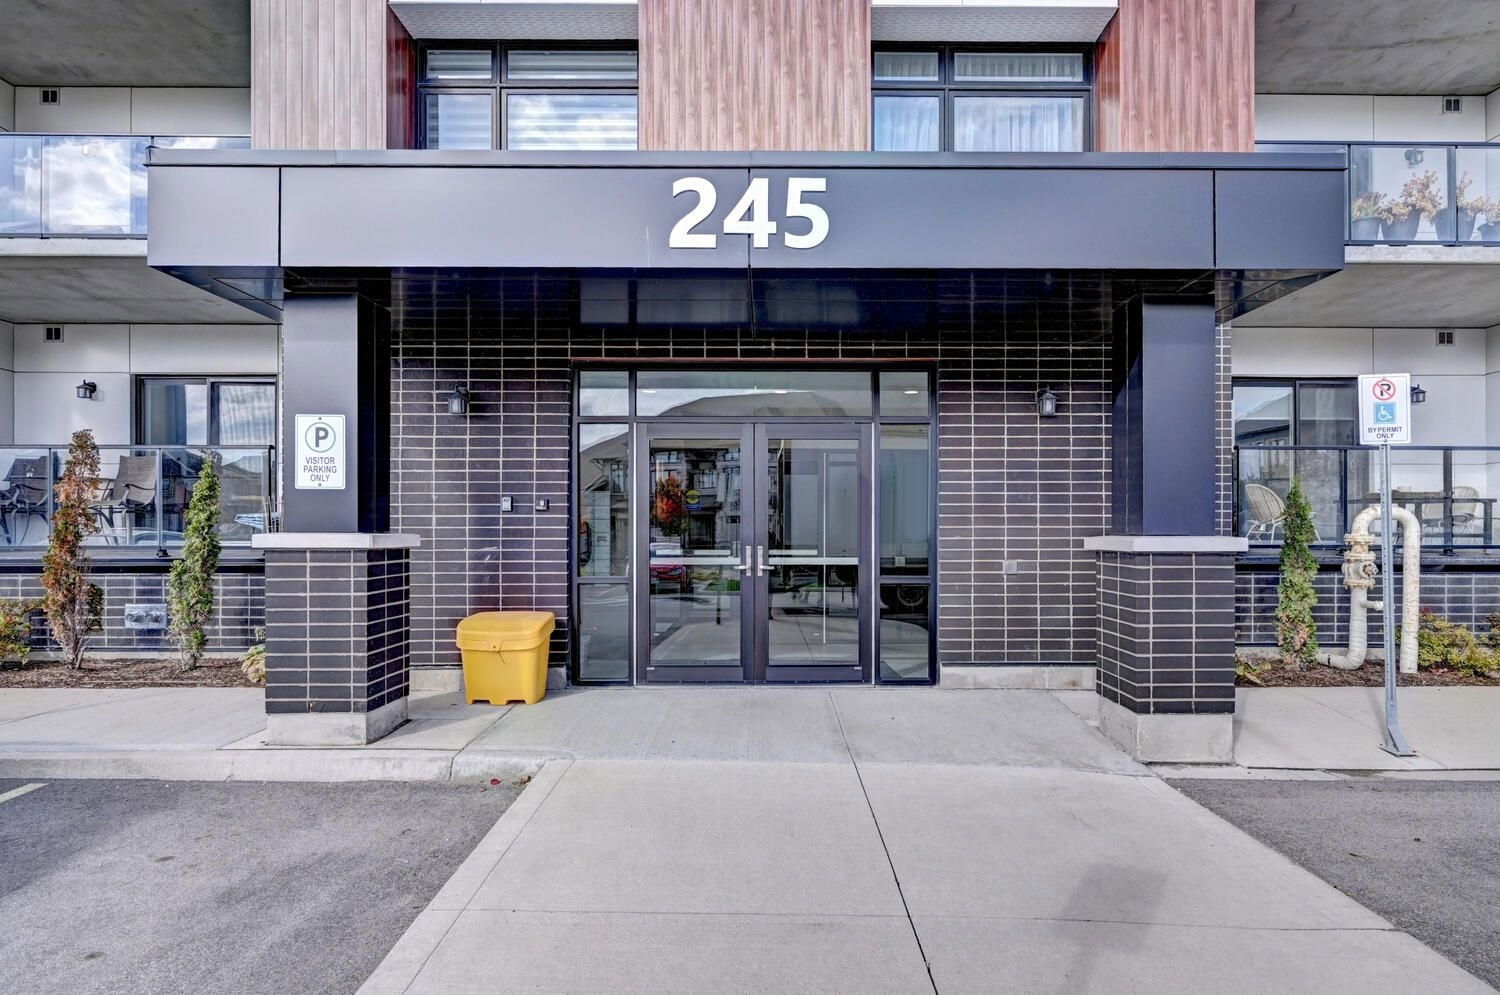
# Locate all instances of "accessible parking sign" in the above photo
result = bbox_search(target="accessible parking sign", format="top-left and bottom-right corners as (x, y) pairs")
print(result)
(1358, 373), (1411, 445)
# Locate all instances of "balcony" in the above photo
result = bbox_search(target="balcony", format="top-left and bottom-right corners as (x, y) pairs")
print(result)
(1235, 445), (1500, 554)
(0, 134), (249, 239)
(1258, 141), (1500, 247)
(0, 445), (275, 554)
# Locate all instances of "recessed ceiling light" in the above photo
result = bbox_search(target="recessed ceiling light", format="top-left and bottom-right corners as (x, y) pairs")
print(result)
(903, 389), (919, 395)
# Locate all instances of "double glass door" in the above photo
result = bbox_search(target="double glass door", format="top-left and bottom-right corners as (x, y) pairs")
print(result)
(637, 422), (871, 683)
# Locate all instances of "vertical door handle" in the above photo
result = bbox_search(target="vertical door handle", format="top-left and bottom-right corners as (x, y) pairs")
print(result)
(756, 545), (768, 576)
(738, 547), (752, 572)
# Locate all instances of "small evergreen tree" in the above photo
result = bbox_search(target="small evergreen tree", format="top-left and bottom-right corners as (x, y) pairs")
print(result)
(1275, 477), (1320, 668)
(168, 457), (222, 671)
(41, 430), (103, 669)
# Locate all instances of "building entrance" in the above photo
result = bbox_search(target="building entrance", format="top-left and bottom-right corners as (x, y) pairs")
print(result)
(640, 422), (870, 683)
(574, 367), (936, 686)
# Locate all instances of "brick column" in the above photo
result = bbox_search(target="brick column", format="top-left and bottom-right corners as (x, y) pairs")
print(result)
(1086, 538), (1242, 761)
(257, 535), (417, 745)
(1092, 296), (1243, 762)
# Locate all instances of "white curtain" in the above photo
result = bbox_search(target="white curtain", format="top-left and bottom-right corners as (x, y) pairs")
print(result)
(954, 96), (1083, 153)
(874, 95), (940, 152)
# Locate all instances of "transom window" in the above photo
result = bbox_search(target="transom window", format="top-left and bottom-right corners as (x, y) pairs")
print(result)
(872, 45), (1092, 153)
(418, 42), (638, 151)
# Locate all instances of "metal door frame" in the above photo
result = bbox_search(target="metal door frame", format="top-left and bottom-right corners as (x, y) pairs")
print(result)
(634, 421), (756, 683)
(633, 420), (872, 684)
(751, 422), (873, 684)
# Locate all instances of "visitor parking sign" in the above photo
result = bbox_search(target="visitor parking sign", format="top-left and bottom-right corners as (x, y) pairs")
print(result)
(294, 414), (346, 489)
(1358, 373), (1411, 445)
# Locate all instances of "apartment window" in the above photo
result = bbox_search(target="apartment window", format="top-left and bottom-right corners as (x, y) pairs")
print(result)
(137, 377), (277, 447)
(418, 43), (638, 150)
(1233, 379), (1357, 447)
(872, 45), (1091, 152)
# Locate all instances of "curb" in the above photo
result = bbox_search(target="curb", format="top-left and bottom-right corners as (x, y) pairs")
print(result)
(358, 757), (574, 995)
(0, 748), (555, 784)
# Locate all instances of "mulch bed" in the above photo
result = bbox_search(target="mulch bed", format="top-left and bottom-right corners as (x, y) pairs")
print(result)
(1239, 661), (1500, 688)
(0, 657), (255, 689)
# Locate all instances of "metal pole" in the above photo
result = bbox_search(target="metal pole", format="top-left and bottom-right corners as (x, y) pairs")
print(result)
(1380, 442), (1414, 756)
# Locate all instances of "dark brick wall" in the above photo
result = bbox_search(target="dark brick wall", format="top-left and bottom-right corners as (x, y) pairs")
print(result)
(1236, 562), (1500, 646)
(0, 569), (263, 654)
(393, 319), (1113, 675)
(263, 549), (410, 714)
(1096, 551), (1236, 714)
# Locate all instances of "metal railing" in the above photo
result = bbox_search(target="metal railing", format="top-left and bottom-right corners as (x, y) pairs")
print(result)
(1235, 445), (1500, 553)
(0, 134), (249, 238)
(0, 445), (275, 554)
(1257, 141), (1500, 246)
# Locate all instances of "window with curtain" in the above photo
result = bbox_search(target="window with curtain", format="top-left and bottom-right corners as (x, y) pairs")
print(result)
(419, 44), (638, 151)
(872, 46), (1092, 153)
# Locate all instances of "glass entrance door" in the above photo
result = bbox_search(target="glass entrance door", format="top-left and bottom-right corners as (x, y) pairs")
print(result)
(636, 422), (871, 683)
(758, 427), (869, 682)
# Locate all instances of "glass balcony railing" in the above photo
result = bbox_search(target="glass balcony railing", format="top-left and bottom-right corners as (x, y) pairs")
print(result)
(0, 134), (249, 238)
(1257, 141), (1500, 246)
(0, 445), (275, 553)
(1235, 445), (1500, 553)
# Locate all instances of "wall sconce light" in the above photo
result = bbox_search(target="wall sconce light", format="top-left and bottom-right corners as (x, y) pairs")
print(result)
(1037, 386), (1059, 418)
(447, 387), (471, 415)
(1404, 148), (1425, 167)
(1410, 383), (1428, 404)
(75, 380), (97, 400)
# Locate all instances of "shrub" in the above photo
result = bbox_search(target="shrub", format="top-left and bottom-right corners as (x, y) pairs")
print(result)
(41, 430), (103, 669)
(241, 642), (266, 685)
(0, 599), (39, 666)
(1275, 478), (1320, 668)
(1409, 609), (1500, 678)
(168, 457), (222, 672)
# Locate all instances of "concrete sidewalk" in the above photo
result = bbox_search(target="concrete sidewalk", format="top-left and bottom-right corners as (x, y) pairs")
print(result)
(0, 686), (1137, 782)
(1234, 687), (1500, 771)
(357, 699), (1489, 993)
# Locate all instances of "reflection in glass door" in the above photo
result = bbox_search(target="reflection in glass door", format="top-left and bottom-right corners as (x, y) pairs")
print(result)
(760, 430), (868, 682)
(639, 428), (750, 682)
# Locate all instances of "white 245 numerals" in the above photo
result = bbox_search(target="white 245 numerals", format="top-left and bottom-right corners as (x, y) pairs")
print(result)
(669, 176), (829, 250)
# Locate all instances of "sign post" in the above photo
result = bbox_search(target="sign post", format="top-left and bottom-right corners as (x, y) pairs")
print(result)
(1357, 374), (1415, 757)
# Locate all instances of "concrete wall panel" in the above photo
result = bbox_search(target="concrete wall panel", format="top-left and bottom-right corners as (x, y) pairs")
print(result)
(1255, 95), (1374, 142)
(0, 80), (13, 131)
(130, 324), (278, 374)
(13, 372), (132, 445)
(13, 323), (129, 373)
(14, 87), (131, 132)
(130, 88), (252, 135)
(1372, 96), (1488, 142)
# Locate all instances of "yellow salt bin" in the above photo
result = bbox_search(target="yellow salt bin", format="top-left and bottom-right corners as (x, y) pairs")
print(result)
(455, 611), (556, 705)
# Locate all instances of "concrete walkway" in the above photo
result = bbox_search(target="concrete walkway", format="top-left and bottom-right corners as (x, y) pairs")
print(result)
(348, 689), (1486, 994)
(1234, 687), (1500, 771)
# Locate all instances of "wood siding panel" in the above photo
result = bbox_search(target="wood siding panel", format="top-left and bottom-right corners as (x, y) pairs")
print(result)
(640, 0), (871, 151)
(385, 8), (416, 149)
(251, 0), (397, 149)
(1094, 0), (1254, 152)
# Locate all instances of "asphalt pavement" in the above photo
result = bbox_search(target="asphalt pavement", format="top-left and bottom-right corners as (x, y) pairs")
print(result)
(1172, 777), (1500, 990)
(0, 777), (521, 995)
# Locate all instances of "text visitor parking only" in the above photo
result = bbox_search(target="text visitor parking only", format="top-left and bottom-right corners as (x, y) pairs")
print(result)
(295, 414), (346, 489)
(1358, 373), (1411, 445)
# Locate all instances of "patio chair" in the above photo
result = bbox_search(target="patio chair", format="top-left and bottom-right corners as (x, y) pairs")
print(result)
(94, 454), (159, 542)
(1244, 483), (1286, 540)
(1450, 486), (1484, 540)
(1, 456), (50, 546)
